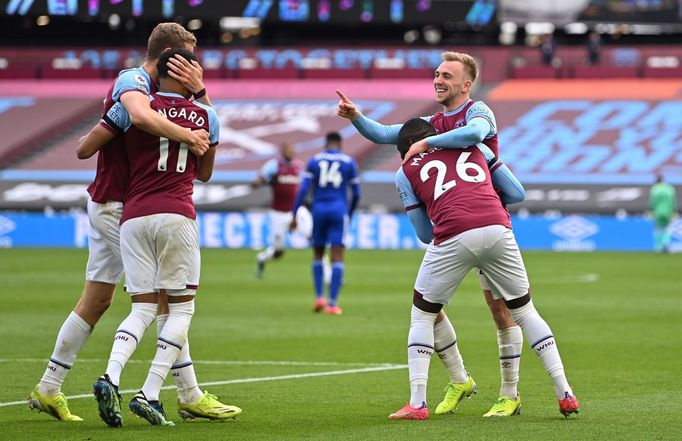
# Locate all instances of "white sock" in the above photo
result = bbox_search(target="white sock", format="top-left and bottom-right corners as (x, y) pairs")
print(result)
(510, 300), (573, 399)
(434, 315), (468, 384)
(257, 247), (275, 262)
(142, 300), (194, 402)
(105, 302), (156, 386)
(159, 312), (202, 404)
(407, 305), (437, 408)
(497, 326), (522, 398)
(38, 312), (92, 396)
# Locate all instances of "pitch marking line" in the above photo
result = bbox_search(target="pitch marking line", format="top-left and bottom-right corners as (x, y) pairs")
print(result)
(0, 358), (391, 367)
(0, 362), (407, 408)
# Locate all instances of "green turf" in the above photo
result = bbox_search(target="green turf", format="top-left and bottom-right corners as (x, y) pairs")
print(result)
(0, 249), (681, 440)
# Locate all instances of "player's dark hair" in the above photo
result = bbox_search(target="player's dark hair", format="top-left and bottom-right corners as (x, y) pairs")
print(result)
(157, 49), (198, 79)
(397, 118), (437, 159)
(325, 132), (342, 148)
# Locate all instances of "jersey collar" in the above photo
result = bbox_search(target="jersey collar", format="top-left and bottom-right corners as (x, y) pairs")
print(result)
(156, 91), (186, 99)
(443, 99), (472, 116)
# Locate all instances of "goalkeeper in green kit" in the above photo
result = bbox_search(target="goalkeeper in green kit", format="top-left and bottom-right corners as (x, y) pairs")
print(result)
(649, 175), (677, 253)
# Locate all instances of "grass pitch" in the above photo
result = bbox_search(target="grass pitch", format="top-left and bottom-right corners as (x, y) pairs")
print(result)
(0, 248), (680, 440)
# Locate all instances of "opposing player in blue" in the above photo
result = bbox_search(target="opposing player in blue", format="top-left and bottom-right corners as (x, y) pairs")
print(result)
(290, 132), (360, 315)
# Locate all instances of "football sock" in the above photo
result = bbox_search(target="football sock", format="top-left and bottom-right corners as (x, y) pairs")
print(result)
(433, 314), (468, 384)
(328, 262), (344, 306)
(312, 260), (324, 298)
(157, 314), (203, 404)
(257, 247), (275, 262)
(497, 326), (522, 398)
(323, 255), (332, 285)
(510, 300), (573, 399)
(142, 300), (194, 402)
(105, 302), (156, 386)
(38, 311), (93, 396)
(408, 305), (437, 408)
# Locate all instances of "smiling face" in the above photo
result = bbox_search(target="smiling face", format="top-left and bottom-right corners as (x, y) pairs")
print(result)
(433, 60), (473, 110)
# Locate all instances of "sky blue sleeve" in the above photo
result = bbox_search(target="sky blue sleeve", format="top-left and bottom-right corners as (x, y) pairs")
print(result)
(466, 101), (497, 137)
(426, 118), (491, 149)
(112, 70), (151, 102)
(104, 102), (132, 132)
(351, 113), (402, 145)
(491, 164), (526, 205)
(395, 167), (421, 210)
(407, 207), (434, 244)
(259, 158), (278, 182)
(206, 107), (220, 145)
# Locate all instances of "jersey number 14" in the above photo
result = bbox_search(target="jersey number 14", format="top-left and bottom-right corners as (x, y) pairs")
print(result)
(318, 160), (343, 188)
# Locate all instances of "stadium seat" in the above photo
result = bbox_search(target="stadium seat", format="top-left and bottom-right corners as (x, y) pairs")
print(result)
(571, 65), (640, 79)
(369, 67), (434, 79)
(302, 68), (367, 79)
(40, 66), (104, 79)
(0, 66), (38, 79)
(510, 65), (559, 79)
(237, 66), (300, 79)
(642, 66), (682, 78)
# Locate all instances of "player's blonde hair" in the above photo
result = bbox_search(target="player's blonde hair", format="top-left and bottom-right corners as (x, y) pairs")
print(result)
(441, 52), (478, 83)
(147, 23), (197, 60)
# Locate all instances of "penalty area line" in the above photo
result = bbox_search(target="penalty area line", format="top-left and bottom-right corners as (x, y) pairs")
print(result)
(0, 364), (407, 408)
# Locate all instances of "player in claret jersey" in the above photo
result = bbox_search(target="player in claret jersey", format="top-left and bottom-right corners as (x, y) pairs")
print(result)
(79, 49), (241, 427)
(388, 119), (579, 420)
(253, 141), (312, 278)
(290, 132), (360, 315)
(28, 23), (213, 423)
(338, 51), (527, 417)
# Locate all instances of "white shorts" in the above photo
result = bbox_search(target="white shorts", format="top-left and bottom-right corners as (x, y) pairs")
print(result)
(268, 207), (313, 249)
(414, 224), (530, 306)
(269, 210), (293, 250)
(85, 198), (124, 284)
(120, 213), (200, 295)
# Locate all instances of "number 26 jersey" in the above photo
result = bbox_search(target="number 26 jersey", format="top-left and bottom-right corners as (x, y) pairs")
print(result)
(396, 147), (511, 245)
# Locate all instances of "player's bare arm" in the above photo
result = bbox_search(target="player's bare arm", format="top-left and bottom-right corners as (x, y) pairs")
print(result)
(76, 123), (116, 159)
(120, 92), (209, 157)
(197, 144), (217, 182)
(167, 54), (212, 107)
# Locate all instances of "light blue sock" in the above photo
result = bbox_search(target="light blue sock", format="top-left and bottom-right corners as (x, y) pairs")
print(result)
(329, 262), (344, 307)
(312, 260), (324, 298)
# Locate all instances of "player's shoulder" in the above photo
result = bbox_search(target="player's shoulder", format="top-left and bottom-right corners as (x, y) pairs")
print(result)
(467, 100), (494, 116)
(192, 99), (217, 117)
(115, 67), (151, 90)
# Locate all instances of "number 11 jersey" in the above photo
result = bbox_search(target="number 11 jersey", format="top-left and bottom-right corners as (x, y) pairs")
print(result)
(396, 146), (511, 245)
(104, 91), (220, 224)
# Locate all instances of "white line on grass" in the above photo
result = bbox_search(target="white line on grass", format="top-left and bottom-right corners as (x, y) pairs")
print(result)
(0, 363), (406, 408)
(535, 273), (599, 284)
(0, 358), (392, 367)
(0, 358), (393, 367)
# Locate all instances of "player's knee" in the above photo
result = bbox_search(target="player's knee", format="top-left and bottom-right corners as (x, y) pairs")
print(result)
(506, 296), (537, 325)
(489, 298), (516, 329)
(412, 290), (443, 314)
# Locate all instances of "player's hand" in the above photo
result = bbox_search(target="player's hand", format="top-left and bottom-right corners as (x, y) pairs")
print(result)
(336, 89), (360, 121)
(401, 139), (429, 165)
(289, 218), (298, 232)
(168, 54), (205, 96)
(187, 129), (210, 157)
